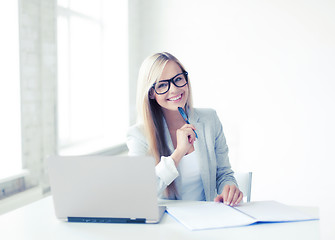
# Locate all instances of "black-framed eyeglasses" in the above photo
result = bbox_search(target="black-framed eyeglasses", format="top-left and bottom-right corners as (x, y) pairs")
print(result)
(152, 72), (188, 95)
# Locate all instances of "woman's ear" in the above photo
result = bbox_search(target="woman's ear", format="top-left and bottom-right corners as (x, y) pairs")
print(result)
(148, 89), (155, 99)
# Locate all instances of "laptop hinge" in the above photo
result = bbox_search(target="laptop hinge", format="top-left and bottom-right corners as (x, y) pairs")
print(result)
(68, 217), (146, 223)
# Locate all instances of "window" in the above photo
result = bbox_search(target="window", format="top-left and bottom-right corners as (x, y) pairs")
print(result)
(0, 1), (22, 179)
(57, 0), (128, 155)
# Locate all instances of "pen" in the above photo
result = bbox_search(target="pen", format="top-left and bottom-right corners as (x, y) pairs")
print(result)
(178, 107), (198, 139)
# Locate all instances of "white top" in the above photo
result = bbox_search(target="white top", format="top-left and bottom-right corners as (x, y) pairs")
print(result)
(175, 151), (205, 200)
(155, 151), (205, 201)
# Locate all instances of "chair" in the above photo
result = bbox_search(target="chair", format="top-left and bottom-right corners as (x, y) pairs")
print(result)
(234, 172), (252, 202)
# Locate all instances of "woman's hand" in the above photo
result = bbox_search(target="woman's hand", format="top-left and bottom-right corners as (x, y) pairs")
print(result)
(214, 185), (243, 206)
(171, 124), (197, 165)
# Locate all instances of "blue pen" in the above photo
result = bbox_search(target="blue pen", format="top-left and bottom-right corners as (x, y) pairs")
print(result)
(178, 107), (198, 138)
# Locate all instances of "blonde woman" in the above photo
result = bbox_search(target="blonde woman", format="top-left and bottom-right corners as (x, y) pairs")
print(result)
(127, 52), (243, 206)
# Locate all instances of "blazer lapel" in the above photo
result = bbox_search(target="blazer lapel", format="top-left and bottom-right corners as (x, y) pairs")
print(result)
(162, 117), (175, 154)
(190, 110), (211, 201)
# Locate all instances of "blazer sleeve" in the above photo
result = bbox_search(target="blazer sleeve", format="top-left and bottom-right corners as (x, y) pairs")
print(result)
(126, 125), (179, 198)
(213, 111), (238, 195)
(126, 124), (149, 156)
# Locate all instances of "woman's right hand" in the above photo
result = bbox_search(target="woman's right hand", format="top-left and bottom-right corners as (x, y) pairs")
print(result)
(171, 124), (197, 165)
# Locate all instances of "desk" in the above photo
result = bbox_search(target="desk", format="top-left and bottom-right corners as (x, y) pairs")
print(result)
(0, 196), (319, 240)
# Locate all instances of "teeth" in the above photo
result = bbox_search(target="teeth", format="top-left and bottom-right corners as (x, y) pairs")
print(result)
(169, 95), (181, 101)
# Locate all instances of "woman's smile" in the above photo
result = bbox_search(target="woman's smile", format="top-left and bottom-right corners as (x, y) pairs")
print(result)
(167, 93), (183, 102)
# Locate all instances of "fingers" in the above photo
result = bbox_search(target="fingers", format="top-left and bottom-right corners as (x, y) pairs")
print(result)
(220, 185), (243, 206)
(222, 185), (230, 204)
(179, 124), (197, 144)
(181, 123), (196, 131)
(235, 192), (243, 205)
(181, 124), (196, 136)
(231, 190), (243, 206)
(214, 195), (223, 203)
(175, 124), (197, 157)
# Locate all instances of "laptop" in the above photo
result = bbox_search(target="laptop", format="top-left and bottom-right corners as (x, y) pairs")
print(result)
(47, 155), (166, 224)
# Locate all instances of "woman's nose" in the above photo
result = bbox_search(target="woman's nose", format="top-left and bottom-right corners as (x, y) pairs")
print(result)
(169, 82), (178, 93)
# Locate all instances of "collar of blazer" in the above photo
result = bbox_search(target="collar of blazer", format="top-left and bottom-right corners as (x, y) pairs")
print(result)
(163, 108), (211, 200)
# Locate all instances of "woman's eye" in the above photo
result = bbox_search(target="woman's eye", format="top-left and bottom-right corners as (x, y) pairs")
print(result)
(157, 83), (168, 89)
(174, 77), (182, 82)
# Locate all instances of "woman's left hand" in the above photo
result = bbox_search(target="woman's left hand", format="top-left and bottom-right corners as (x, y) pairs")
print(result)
(214, 184), (243, 206)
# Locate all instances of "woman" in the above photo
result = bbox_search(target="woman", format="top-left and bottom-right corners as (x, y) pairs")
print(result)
(127, 52), (243, 206)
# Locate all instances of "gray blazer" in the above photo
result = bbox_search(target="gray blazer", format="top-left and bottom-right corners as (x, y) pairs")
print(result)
(126, 108), (237, 201)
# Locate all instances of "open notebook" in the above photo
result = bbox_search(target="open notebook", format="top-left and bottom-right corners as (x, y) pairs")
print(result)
(167, 201), (318, 230)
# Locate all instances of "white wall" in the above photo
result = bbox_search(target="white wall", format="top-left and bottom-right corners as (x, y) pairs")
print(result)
(18, 0), (57, 190)
(129, 0), (335, 207)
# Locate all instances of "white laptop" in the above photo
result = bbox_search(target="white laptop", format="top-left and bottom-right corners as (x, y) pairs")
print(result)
(47, 155), (166, 224)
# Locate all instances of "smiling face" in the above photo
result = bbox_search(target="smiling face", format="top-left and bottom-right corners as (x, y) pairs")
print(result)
(153, 60), (189, 112)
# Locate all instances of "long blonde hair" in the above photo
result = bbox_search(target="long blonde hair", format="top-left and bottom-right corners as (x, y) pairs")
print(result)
(136, 52), (193, 164)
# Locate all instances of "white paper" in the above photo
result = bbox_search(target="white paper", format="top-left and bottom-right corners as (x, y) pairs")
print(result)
(167, 202), (256, 230)
(167, 201), (318, 231)
(234, 201), (317, 222)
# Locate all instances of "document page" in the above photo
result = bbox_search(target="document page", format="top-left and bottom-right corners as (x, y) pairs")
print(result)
(233, 201), (318, 222)
(167, 201), (318, 231)
(167, 202), (256, 230)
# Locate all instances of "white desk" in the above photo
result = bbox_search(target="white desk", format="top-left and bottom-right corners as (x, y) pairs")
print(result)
(0, 196), (319, 240)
